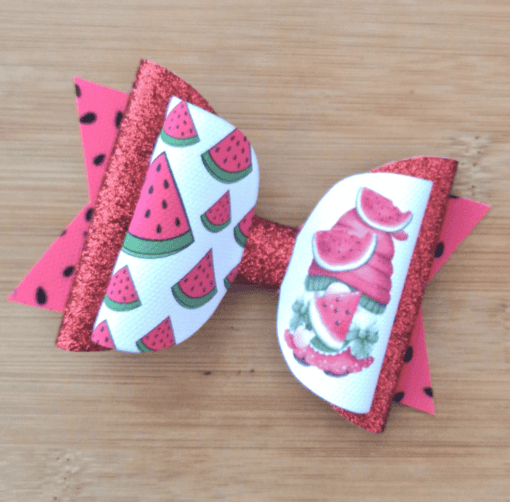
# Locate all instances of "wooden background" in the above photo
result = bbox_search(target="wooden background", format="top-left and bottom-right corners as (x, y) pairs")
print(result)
(1, 1), (509, 500)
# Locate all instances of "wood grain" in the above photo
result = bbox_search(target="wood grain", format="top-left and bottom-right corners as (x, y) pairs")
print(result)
(1, 1), (509, 500)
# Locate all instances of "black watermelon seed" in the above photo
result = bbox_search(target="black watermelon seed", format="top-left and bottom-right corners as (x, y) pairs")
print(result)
(434, 242), (445, 258)
(63, 266), (75, 277)
(163, 180), (169, 189)
(449, 194), (459, 199)
(80, 112), (97, 124)
(115, 111), (123, 128)
(404, 346), (413, 363)
(162, 200), (167, 209)
(424, 387), (433, 397)
(156, 224), (162, 233)
(85, 208), (94, 221)
(75, 84), (81, 97)
(36, 287), (47, 305)
(93, 154), (106, 166)
(148, 186), (154, 194)
(175, 217), (180, 227)
(393, 392), (404, 403)
(145, 209), (150, 218)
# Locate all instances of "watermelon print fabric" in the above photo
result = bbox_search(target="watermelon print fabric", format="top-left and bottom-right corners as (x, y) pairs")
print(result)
(92, 97), (259, 352)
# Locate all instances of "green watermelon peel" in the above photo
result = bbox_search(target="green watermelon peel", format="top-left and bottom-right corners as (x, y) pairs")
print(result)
(104, 265), (141, 312)
(123, 232), (194, 259)
(123, 152), (194, 259)
(171, 250), (218, 309)
(161, 132), (200, 147)
(200, 215), (230, 233)
(161, 131), (200, 148)
(172, 283), (217, 309)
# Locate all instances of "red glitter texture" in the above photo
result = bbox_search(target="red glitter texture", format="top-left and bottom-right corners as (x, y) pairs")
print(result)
(56, 60), (215, 351)
(236, 216), (299, 288)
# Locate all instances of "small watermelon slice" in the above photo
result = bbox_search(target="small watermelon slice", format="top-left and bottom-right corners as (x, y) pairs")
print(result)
(91, 320), (116, 349)
(308, 291), (362, 350)
(123, 152), (194, 258)
(171, 250), (218, 309)
(104, 265), (141, 311)
(200, 191), (231, 233)
(224, 264), (239, 289)
(234, 208), (255, 248)
(202, 129), (252, 183)
(136, 317), (175, 352)
(160, 101), (199, 147)
(312, 228), (377, 272)
(356, 187), (412, 232)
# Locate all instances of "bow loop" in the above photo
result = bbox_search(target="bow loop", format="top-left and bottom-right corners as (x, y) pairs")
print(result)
(92, 97), (259, 352)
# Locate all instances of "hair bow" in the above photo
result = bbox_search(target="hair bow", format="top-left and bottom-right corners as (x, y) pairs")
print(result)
(8, 60), (490, 433)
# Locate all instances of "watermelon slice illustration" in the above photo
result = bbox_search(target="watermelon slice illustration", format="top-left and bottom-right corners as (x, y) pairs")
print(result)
(308, 291), (362, 351)
(104, 265), (141, 311)
(171, 250), (218, 309)
(234, 207), (255, 248)
(91, 320), (115, 349)
(160, 101), (199, 147)
(202, 129), (253, 183)
(200, 191), (231, 233)
(356, 187), (412, 232)
(224, 264), (239, 289)
(312, 228), (377, 272)
(123, 152), (194, 258)
(136, 317), (175, 352)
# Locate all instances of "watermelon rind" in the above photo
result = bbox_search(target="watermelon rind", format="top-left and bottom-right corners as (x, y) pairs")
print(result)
(309, 335), (341, 354)
(136, 339), (152, 353)
(104, 295), (141, 312)
(356, 187), (412, 233)
(160, 129), (200, 147)
(305, 275), (386, 314)
(234, 223), (248, 248)
(202, 151), (253, 184)
(171, 283), (218, 309)
(122, 230), (194, 259)
(200, 213), (231, 233)
(312, 231), (377, 272)
(224, 277), (232, 289)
